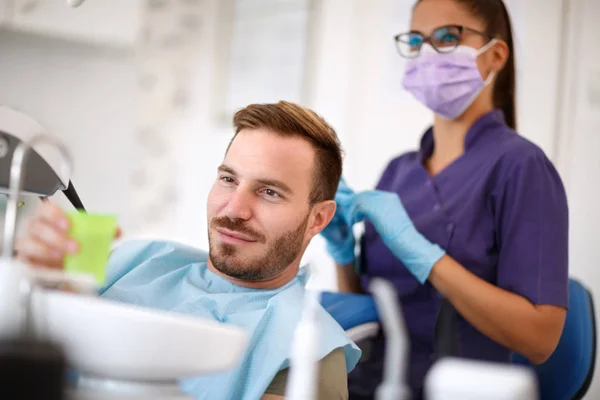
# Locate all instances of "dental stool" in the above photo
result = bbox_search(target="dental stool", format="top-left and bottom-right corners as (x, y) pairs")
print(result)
(513, 278), (596, 400)
(321, 278), (597, 400)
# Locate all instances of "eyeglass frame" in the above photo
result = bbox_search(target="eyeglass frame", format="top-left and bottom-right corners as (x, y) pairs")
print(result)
(393, 24), (494, 59)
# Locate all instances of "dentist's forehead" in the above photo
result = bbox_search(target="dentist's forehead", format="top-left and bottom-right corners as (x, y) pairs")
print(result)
(411, 0), (486, 33)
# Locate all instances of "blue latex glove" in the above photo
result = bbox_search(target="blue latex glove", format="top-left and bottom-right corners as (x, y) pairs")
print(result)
(349, 190), (445, 283)
(320, 178), (358, 264)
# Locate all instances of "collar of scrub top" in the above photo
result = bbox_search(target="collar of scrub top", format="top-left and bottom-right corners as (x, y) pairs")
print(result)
(0, 107), (85, 211)
(419, 109), (507, 162)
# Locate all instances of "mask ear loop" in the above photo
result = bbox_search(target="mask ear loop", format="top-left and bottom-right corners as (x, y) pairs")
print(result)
(476, 38), (499, 85)
(475, 38), (498, 56)
(483, 71), (496, 86)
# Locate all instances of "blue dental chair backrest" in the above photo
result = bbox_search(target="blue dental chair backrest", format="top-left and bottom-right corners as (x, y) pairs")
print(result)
(512, 278), (596, 400)
(320, 292), (379, 330)
(321, 278), (596, 400)
(320, 292), (380, 358)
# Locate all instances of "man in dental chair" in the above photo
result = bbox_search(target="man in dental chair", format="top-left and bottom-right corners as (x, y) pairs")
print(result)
(15, 101), (361, 400)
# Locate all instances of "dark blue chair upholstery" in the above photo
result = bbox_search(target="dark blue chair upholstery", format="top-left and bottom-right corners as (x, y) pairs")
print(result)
(320, 291), (378, 330)
(513, 279), (596, 400)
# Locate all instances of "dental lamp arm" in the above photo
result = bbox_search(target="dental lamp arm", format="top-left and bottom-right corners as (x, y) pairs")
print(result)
(429, 256), (566, 364)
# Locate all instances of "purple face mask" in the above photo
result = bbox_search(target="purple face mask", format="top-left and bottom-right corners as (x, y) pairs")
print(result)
(402, 40), (497, 120)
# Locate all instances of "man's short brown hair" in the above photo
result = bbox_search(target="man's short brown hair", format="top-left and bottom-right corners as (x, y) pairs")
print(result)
(230, 101), (343, 204)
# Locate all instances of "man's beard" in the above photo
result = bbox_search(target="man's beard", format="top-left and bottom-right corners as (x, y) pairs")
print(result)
(208, 215), (309, 281)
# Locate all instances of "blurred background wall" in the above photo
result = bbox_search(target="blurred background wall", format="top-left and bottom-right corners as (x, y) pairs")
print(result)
(0, 0), (598, 394)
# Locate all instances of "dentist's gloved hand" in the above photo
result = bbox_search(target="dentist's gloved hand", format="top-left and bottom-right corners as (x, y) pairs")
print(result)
(349, 190), (445, 283)
(320, 178), (359, 265)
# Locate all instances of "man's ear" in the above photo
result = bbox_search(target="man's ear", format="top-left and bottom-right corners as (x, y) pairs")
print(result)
(306, 200), (336, 238)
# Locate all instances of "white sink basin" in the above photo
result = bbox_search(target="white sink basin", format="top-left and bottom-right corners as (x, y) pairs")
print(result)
(30, 289), (249, 381)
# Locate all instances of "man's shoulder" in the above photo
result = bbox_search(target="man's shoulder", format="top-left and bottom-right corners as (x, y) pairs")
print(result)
(265, 347), (348, 399)
(266, 292), (362, 374)
(315, 347), (349, 399)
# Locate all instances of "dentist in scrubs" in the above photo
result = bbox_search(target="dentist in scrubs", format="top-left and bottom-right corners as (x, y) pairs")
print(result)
(321, 0), (569, 398)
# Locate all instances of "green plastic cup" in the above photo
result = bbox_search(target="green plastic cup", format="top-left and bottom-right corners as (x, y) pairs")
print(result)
(64, 212), (118, 285)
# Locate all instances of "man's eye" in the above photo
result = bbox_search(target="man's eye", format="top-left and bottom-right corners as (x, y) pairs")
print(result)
(262, 189), (281, 198)
(220, 176), (235, 184)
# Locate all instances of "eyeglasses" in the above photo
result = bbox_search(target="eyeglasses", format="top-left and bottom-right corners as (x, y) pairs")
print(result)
(393, 25), (491, 58)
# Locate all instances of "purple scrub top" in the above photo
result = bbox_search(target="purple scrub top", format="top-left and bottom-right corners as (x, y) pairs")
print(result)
(348, 110), (569, 399)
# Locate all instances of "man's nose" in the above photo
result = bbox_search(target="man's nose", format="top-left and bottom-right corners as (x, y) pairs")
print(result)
(224, 188), (253, 221)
